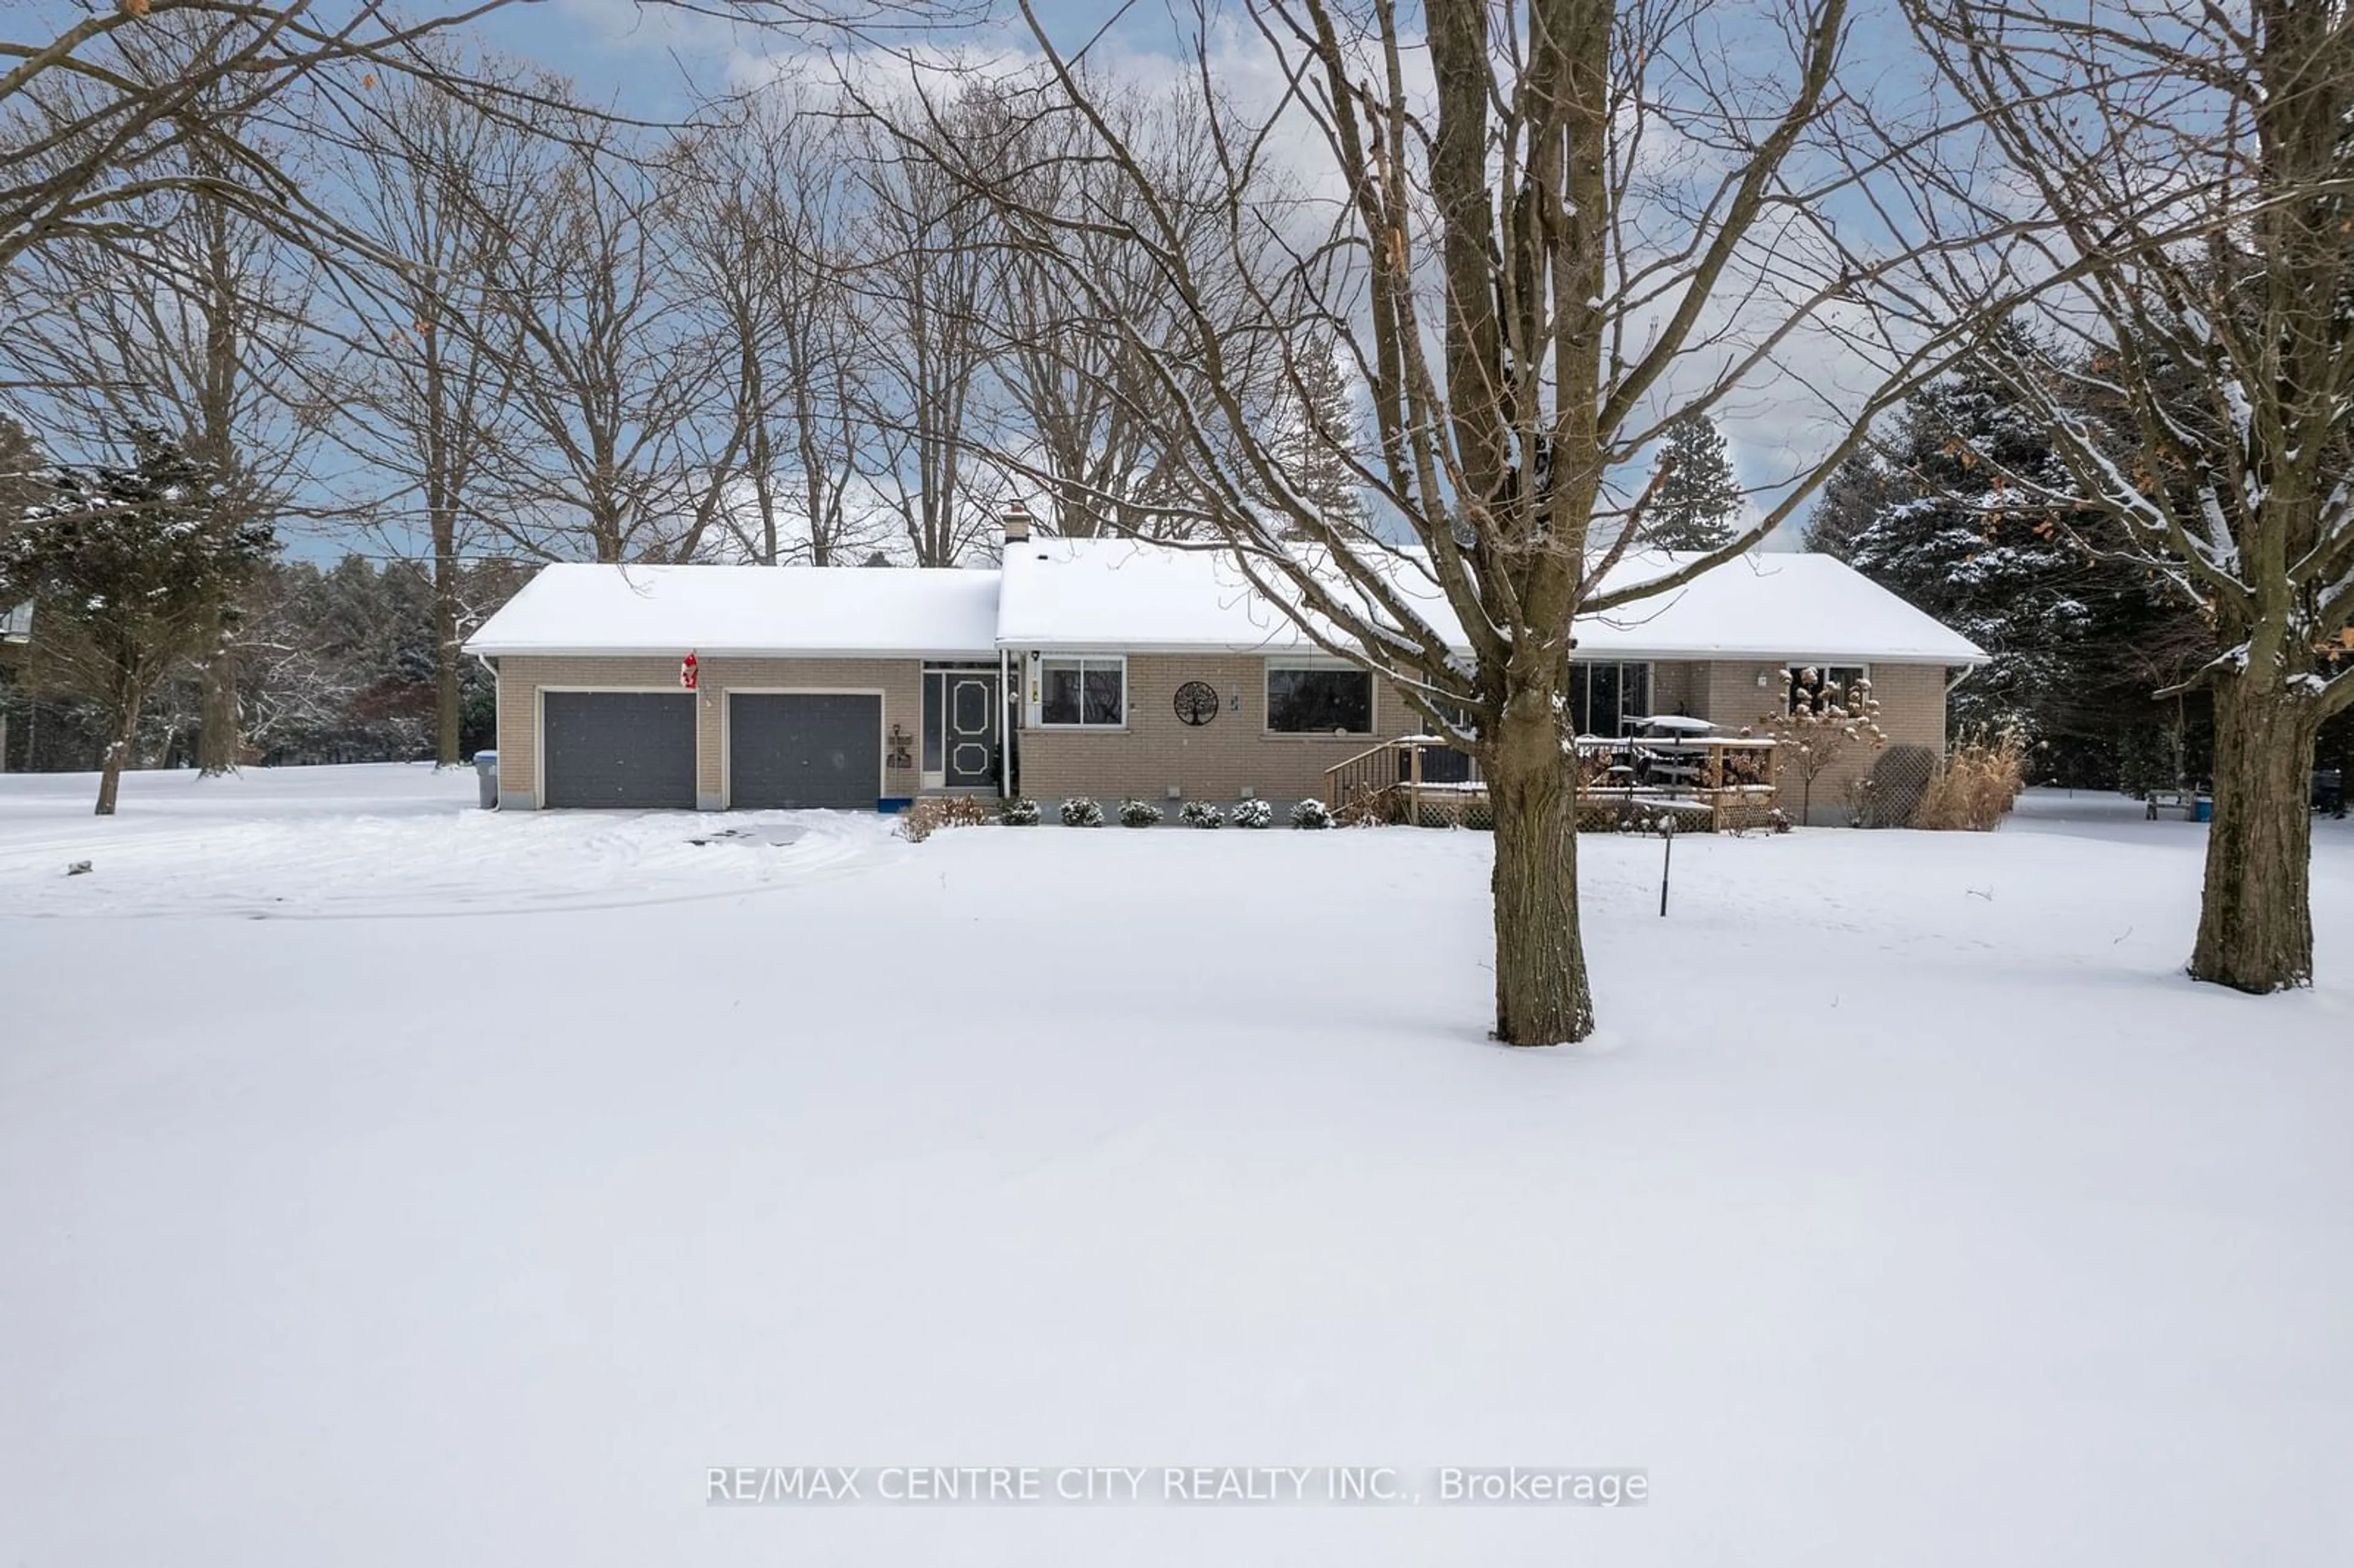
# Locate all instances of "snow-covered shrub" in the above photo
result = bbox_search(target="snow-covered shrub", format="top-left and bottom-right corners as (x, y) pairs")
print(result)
(1179, 800), (1225, 829)
(1118, 798), (1164, 828)
(1290, 797), (1332, 829)
(1231, 799), (1273, 829)
(1000, 796), (1041, 826)
(1768, 808), (1792, 834)
(1059, 796), (1104, 828)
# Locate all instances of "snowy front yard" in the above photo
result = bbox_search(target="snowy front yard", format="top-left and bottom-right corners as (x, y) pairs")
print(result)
(2, 766), (2349, 1567)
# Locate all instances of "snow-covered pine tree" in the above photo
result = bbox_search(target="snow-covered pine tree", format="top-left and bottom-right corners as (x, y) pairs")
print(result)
(0, 428), (272, 813)
(1273, 330), (1362, 538)
(1838, 362), (2093, 736)
(1640, 411), (1742, 550)
(1815, 355), (2206, 782)
(1802, 451), (1905, 560)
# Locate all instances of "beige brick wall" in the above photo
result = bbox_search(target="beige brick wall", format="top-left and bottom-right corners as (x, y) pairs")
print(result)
(1681, 658), (1952, 824)
(1015, 652), (1414, 805)
(1695, 659), (1780, 732)
(1647, 660), (1700, 718)
(493, 653), (927, 808)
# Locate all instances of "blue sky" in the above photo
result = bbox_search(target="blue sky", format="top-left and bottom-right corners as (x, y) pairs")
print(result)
(18, 1), (1929, 557)
(467, 0), (1138, 114)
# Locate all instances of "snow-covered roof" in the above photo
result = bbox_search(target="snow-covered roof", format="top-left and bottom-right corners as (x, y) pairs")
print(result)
(468, 544), (1986, 666)
(1576, 550), (1988, 664)
(463, 562), (1000, 658)
(995, 538), (1362, 653)
(998, 538), (1987, 664)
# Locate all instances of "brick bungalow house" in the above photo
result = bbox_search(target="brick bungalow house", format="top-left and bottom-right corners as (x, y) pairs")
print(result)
(465, 516), (1986, 821)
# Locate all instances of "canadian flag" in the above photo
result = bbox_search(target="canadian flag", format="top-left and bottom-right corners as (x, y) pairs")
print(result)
(679, 651), (699, 690)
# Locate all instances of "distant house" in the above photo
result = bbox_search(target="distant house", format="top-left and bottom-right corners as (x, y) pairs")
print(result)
(464, 515), (1986, 818)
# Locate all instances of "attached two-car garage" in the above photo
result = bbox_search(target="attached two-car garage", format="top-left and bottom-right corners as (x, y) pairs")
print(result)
(535, 688), (883, 810)
(470, 561), (1005, 810)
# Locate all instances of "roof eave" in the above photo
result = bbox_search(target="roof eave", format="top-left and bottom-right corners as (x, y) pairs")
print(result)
(999, 636), (1987, 664)
(463, 643), (1000, 660)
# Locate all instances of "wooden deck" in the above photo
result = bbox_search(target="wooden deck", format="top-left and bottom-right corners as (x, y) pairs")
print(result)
(1322, 733), (1781, 831)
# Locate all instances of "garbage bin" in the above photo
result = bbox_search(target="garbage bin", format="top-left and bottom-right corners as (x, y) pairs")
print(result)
(2192, 795), (2213, 823)
(473, 750), (499, 810)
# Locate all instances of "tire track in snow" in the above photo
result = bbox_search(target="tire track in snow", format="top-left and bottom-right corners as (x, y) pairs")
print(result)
(0, 810), (907, 920)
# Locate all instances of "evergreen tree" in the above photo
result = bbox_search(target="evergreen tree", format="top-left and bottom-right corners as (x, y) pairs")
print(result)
(0, 429), (271, 812)
(1274, 331), (1363, 538)
(1641, 411), (1742, 549)
(1803, 450), (1903, 558)
(1820, 358), (2209, 783)
(227, 554), (528, 766)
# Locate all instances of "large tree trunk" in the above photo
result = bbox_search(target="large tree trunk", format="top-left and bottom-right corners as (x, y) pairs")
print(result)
(95, 693), (141, 816)
(433, 510), (462, 767)
(197, 621), (238, 775)
(1485, 693), (1596, 1046)
(2189, 676), (2321, 991)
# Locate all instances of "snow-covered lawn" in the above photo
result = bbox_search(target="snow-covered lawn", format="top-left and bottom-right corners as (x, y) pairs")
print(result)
(2, 766), (2348, 1567)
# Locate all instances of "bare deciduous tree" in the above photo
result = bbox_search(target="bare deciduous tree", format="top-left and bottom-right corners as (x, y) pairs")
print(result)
(1905, 0), (2354, 990)
(2, 26), (329, 775)
(888, 0), (2006, 1043)
(850, 101), (1001, 565)
(673, 90), (889, 566)
(4, 3), (477, 270)
(333, 57), (539, 764)
(457, 105), (748, 563)
(966, 77), (1273, 540)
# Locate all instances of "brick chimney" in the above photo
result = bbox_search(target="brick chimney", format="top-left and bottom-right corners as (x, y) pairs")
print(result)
(1002, 500), (1032, 545)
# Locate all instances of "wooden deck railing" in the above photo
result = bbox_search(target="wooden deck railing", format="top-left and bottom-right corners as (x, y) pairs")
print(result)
(1323, 733), (1484, 809)
(1322, 732), (1780, 831)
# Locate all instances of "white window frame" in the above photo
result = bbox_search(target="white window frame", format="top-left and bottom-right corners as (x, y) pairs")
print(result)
(1263, 657), (1377, 737)
(1034, 654), (1127, 729)
(1786, 662), (1870, 717)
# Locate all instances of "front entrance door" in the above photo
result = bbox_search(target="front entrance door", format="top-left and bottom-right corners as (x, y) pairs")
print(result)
(943, 672), (999, 787)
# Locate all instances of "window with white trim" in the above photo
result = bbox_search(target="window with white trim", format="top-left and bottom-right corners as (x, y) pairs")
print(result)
(1040, 657), (1126, 727)
(1266, 661), (1374, 734)
(1788, 664), (1868, 716)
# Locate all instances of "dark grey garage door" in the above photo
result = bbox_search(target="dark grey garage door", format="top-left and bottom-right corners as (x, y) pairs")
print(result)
(541, 691), (696, 809)
(729, 693), (882, 810)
